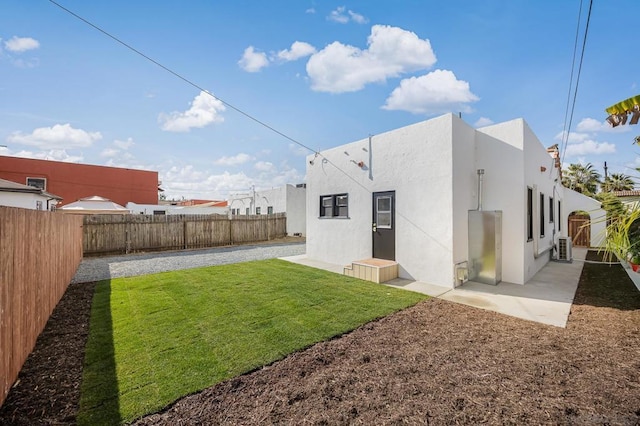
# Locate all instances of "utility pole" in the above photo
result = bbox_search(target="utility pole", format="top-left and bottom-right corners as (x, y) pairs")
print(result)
(603, 161), (609, 191)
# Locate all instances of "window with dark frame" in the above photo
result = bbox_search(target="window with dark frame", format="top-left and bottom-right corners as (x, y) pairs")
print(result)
(320, 196), (333, 217)
(245, 207), (250, 215)
(267, 206), (273, 215)
(319, 193), (348, 218)
(540, 193), (545, 238)
(26, 177), (46, 190)
(527, 187), (533, 241)
(558, 200), (562, 231)
(256, 207), (261, 215)
(549, 196), (554, 223)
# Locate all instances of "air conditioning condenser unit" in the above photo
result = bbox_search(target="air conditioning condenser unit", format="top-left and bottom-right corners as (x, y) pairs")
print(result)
(557, 237), (572, 262)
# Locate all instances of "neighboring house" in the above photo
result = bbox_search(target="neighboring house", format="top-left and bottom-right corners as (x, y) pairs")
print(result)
(0, 155), (159, 207)
(306, 113), (605, 288)
(172, 199), (228, 207)
(127, 202), (228, 215)
(0, 178), (62, 210)
(58, 195), (130, 215)
(228, 184), (306, 236)
(612, 190), (640, 208)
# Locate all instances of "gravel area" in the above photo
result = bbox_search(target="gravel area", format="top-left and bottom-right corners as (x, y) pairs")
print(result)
(71, 241), (305, 283)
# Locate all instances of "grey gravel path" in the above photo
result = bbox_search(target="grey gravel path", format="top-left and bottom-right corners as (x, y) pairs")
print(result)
(71, 242), (306, 283)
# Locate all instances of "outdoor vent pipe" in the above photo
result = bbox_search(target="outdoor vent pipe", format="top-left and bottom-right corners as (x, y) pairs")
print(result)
(477, 169), (485, 211)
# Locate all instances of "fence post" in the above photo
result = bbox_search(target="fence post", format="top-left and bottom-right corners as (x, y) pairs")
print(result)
(125, 219), (131, 254)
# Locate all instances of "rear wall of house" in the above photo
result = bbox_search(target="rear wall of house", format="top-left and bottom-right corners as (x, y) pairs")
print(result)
(0, 156), (158, 207)
(306, 114), (457, 286)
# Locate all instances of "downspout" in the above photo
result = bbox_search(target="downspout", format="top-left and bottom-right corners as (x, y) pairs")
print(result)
(551, 183), (560, 259)
(46, 197), (57, 211)
(533, 184), (540, 258)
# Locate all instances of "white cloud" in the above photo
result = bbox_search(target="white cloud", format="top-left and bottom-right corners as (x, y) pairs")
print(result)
(4, 36), (39, 52)
(327, 6), (368, 24)
(554, 130), (590, 143)
(214, 153), (254, 166)
(159, 91), (225, 132)
(254, 161), (274, 172)
(277, 41), (316, 62)
(576, 118), (607, 132)
(157, 159), (305, 200)
(11, 149), (83, 163)
(328, 6), (349, 23)
(474, 117), (494, 127)
(238, 46), (269, 72)
(306, 8), (316, 14)
(564, 140), (616, 157)
(382, 70), (479, 114)
(306, 25), (436, 93)
(576, 117), (631, 134)
(113, 137), (134, 150)
(100, 148), (120, 158)
(7, 123), (102, 149)
(100, 137), (135, 163)
(348, 10), (368, 24)
(162, 165), (253, 199)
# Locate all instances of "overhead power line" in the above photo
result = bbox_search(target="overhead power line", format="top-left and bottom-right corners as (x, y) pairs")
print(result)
(560, 0), (594, 166)
(47, 0), (388, 192)
(46, 0), (453, 251)
(47, 0), (318, 156)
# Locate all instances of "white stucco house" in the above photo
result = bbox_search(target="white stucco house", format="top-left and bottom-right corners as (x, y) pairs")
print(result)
(0, 178), (62, 210)
(306, 113), (605, 288)
(228, 184), (306, 236)
(126, 202), (228, 216)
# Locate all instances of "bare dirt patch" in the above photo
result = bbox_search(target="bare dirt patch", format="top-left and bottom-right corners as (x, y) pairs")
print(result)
(1, 251), (639, 425)
(0, 282), (96, 425)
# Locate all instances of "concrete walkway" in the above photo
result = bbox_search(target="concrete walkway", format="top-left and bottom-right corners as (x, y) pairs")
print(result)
(281, 248), (588, 328)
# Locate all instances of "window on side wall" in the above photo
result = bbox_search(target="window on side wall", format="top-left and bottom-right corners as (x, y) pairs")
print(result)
(335, 194), (348, 217)
(267, 206), (273, 215)
(245, 207), (250, 215)
(540, 193), (545, 238)
(256, 207), (261, 215)
(549, 196), (554, 223)
(527, 187), (533, 241)
(558, 200), (562, 231)
(320, 194), (348, 218)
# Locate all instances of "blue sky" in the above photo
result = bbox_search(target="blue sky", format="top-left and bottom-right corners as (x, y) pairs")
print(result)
(1, 0), (638, 200)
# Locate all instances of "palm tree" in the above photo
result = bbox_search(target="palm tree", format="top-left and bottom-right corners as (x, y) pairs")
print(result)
(562, 163), (601, 195)
(602, 173), (634, 192)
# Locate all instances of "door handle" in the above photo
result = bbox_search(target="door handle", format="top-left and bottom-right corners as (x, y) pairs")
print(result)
(372, 223), (377, 232)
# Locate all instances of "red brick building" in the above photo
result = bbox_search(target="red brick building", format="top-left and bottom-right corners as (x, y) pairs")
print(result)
(0, 156), (159, 207)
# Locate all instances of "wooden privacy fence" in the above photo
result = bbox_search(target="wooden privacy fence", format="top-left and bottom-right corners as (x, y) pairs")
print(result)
(83, 213), (287, 255)
(0, 207), (83, 407)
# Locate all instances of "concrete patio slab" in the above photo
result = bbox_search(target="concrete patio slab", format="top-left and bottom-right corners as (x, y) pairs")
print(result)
(280, 248), (588, 328)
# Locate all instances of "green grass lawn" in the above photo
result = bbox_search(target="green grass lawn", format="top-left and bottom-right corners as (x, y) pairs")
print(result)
(77, 259), (427, 425)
